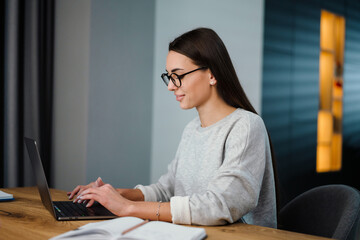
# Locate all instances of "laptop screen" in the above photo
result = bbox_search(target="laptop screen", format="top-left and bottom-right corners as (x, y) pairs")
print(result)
(24, 137), (56, 217)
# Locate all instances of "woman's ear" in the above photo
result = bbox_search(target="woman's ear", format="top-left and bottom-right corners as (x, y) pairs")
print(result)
(209, 72), (217, 85)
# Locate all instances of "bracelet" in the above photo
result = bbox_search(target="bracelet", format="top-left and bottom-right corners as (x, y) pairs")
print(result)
(156, 201), (162, 221)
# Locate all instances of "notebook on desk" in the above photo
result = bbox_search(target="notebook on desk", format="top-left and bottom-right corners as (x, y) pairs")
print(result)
(24, 137), (116, 221)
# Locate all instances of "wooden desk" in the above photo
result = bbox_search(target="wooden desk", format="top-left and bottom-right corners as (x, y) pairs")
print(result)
(0, 187), (331, 240)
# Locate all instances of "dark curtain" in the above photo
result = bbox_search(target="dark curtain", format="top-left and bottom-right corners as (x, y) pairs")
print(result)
(2, 0), (54, 187)
(1, 0), (5, 188)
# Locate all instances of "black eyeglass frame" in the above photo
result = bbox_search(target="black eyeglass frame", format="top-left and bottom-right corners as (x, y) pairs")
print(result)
(161, 66), (207, 87)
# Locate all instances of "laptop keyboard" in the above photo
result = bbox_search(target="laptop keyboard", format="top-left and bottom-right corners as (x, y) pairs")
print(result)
(54, 201), (90, 217)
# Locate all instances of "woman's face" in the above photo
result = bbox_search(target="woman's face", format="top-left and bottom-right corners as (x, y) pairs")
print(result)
(166, 51), (213, 110)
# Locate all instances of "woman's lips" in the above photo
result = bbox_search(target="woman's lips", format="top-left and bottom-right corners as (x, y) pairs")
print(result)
(175, 94), (185, 101)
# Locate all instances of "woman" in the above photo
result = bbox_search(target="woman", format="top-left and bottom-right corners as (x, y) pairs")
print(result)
(69, 28), (277, 228)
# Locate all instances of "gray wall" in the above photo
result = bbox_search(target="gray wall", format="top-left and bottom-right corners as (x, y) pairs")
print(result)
(53, 0), (264, 190)
(86, 0), (154, 188)
(52, 0), (91, 190)
(53, 0), (154, 190)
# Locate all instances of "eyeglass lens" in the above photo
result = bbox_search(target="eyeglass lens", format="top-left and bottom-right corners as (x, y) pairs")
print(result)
(162, 73), (181, 87)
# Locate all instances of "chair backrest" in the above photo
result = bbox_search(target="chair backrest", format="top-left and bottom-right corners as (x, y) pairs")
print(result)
(278, 184), (360, 240)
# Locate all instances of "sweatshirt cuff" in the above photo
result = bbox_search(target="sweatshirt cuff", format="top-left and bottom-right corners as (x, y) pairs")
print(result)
(134, 184), (157, 202)
(170, 196), (191, 225)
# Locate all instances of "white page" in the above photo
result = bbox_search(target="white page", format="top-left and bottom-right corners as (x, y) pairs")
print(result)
(82, 217), (144, 235)
(51, 217), (144, 240)
(0, 190), (13, 200)
(122, 221), (206, 240)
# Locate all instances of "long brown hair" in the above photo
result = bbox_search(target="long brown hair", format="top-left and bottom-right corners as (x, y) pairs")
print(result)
(169, 27), (279, 217)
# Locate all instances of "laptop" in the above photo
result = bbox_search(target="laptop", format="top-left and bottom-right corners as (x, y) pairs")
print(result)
(24, 137), (116, 220)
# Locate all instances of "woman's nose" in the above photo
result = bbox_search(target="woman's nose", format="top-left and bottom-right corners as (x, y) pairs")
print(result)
(167, 80), (178, 91)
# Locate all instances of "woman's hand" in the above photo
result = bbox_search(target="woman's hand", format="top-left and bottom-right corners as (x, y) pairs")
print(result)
(77, 184), (172, 221)
(67, 177), (105, 205)
(77, 184), (133, 216)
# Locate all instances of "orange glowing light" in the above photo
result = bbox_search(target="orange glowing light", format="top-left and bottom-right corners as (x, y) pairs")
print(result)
(316, 10), (345, 173)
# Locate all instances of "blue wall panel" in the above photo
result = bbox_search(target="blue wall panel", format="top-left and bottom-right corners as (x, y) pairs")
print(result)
(263, 0), (360, 206)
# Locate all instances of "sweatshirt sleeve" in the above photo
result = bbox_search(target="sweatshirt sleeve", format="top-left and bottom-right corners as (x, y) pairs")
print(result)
(171, 115), (268, 225)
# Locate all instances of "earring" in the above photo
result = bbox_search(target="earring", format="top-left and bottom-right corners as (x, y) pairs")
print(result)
(210, 81), (215, 85)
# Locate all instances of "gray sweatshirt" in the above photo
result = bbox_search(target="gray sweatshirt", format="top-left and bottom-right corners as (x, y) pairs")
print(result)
(136, 108), (277, 227)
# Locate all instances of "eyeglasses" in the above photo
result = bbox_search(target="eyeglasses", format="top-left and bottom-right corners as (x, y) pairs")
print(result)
(161, 66), (207, 87)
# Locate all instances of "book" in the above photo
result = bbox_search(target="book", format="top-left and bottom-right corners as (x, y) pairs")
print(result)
(50, 217), (207, 240)
(0, 190), (14, 201)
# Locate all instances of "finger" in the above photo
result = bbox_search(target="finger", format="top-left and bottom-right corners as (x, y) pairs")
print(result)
(79, 188), (104, 202)
(95, 177), (100, 187)
(73, 187), (88, 203)
(80, 186), (101, 195)
(69, 185), (81, 200)
(76, 187), (87, 197)
(77, 188), (95, 200)
(96, 177), (105, 186)
(79, 193), (100, 204)
(86, 199), (95, 208)
(75, 196), (86, 204)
